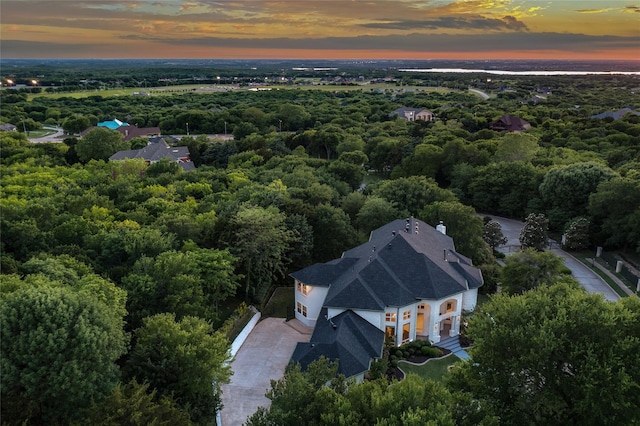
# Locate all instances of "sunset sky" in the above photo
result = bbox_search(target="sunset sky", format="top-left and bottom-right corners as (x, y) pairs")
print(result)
(1, 0), (639, 60)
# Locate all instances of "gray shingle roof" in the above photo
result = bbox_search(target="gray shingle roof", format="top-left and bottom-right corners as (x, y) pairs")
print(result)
(290, 257), (358, 287)
(297, 218), (482, 312)
(109, 139), (195, 171)
(490, 114), (530, 132)
(291, 308), (384, 378)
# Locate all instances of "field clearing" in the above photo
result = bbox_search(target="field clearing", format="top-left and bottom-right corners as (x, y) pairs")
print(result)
(27, 83), (453, 100)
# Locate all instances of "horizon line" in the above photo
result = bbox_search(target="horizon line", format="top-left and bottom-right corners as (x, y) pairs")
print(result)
(4, 57), (640, 62)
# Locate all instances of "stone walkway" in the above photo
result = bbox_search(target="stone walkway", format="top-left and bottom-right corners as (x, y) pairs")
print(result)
(435, 336), (469, 360)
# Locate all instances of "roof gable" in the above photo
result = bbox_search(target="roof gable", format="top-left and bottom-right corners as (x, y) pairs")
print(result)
(290, 257), (358, 287)
(316, 218), (479, 309)
(109, 139), (194, 170)
(291, 309), (384, 378)
(490, 114), (530, 131)
(116, 126), (161, 141)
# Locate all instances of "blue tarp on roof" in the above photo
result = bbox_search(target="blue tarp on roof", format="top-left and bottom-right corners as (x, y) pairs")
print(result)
(98, 119), (128, 129)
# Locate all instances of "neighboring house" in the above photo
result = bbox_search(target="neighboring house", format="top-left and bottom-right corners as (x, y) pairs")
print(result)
(490, 114), (531, 132)
(115, 126), (161, 142)
(291, 218), (483, 380)
(0, 123), (17, 131)
(590, 107), (640, 120)
(97, 118), (128, 129)
(80, 125), (161, 142)
(524, 95), (546, 105)
(390, 107), (434, 122)
(109, 138), (195, 171)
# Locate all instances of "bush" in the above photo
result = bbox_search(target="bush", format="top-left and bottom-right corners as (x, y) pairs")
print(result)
(390, 359), (399, 368)
(421, 346), (442, 357)
(368, 358), (389, 380)
(409, 340), (423, 349)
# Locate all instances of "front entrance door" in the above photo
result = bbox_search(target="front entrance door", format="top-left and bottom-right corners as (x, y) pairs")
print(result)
(416, 313), (424, 334)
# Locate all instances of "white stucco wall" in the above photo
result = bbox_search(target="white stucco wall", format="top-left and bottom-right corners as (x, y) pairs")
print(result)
(230, 309), (261, 357)
(294, 281), (329, 327)
(350, 309), (385, 329)
(327, 307), (345, 319)
(462, 288), (479, 311)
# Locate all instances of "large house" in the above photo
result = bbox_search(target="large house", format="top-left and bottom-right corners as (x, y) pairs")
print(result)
(390, 107), (434, 122)
(490, 114), (531, 132)
(291, 218), (483, 380)
(109, 138), (195, 171)
(81, 123), (161, 142)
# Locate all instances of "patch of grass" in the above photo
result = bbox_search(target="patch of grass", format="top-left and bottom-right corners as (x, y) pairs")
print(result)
(262, 286), (294, 318)
(23, 129), (56, 138)
(27, 83), (454, 100)
(398, 354), (460, 381)
(28, 84), (207, 100)
(572, 253), (629, 297)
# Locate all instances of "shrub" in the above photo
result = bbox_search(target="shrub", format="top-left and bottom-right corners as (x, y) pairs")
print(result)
(409, 340), (423, 349)
(390, 359), (399, 368)
(421, 346), (442, 357)
(368, 358), (388, 380)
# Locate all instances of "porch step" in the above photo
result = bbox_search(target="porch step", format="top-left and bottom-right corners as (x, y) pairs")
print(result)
(436, 336), (461, 351)
(435, 336), (470, 360)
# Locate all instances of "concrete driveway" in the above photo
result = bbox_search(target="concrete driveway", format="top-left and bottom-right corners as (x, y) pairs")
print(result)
(488, 215), (620, 302)
(220, 318), (311, 426)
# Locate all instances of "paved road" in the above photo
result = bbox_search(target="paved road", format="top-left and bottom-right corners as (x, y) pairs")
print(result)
(28, 126), (65, 143)
(468, 88), (490, 100)
(488, 215), (620, 302)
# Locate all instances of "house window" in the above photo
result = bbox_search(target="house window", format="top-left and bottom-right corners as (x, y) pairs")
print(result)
(402, 310), (411, 321)
(296, 302), (307, 317)
(385, 312), (396, 323)
(385, 326), (396, 343)
(402, 323), (411, 344)
(446, 302), (453, 313)
(296, 282), (310, 295)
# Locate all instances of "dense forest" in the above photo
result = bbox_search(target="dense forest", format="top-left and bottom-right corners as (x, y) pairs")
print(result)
(1, 67), (640, 425)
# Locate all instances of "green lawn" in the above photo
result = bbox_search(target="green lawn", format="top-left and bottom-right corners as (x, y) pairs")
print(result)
(27, 83), (454, 100)
(24, 129), (56, 138)
(262, 286), (294, 318)
(572, 251), (631, 297)
(398, 354), (460, 381)
(28, 84), (208, 100)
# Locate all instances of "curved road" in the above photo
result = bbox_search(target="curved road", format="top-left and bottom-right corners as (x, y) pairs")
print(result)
(29, 126), (65, 143)
(468, 88), (490, 100)
(488, 215), (620, 302)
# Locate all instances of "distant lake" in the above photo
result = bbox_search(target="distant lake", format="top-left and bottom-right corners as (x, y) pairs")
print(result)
(399, 68), (640, 76)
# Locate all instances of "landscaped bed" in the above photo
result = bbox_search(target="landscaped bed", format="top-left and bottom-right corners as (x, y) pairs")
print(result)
(383, 340), (452, 381)
(398, 353), (461, 382)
